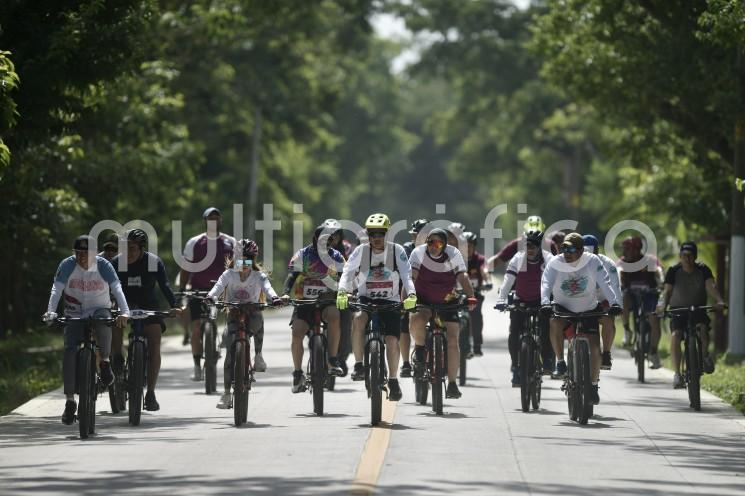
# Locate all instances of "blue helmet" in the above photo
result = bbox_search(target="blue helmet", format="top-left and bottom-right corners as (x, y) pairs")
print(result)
(582, 234), (599, 251)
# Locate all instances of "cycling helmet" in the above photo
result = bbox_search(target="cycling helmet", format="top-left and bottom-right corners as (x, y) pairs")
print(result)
(365, 213), (391, 230)
(523, 215), (545, 233)
(427, 228), (448, 245)
(323, 218), (342, 230)
(202, 207), (221, 219)
(525, 230), (544, 246)
(409, 218), (429, 234)
(448, 222), (466, 234)
(238, 239), (259, 258)
(582, 234), (599, 249)
(126, 229), (148, 248)
(463, 231), (478, 244)
(549, 230), (565, 246)
(622, 236), (643, 251)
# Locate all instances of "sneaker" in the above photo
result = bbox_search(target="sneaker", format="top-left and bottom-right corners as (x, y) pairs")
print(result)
(338, 357), (349, 378)
(292, 370), (307, 393)
(622, 325), (632, 347)
(412, 346), (425, 378)
(400, 362), (412, 378)
(466, 350), (475, 360)
(590, 385), (600, 405)
(552, 360), (568, 379)
(254, 353), (267, 372)
(351, 362), (365, 381)
(600, 351), (612, 370)
(100, 361), (114, 387)
(216, 392), (232, 409)
(191, 364), (203, 382)
(328, 357), (343, 377)
(182, 332), (190, 346)
(542, 357), (555, 376)
(473, 347), (483, 357)
(446, 382), (462, 399)
(61, 400), (76, 425)
(649, 352), (661, 369)
(673, 372), (684, 389)
(387, 379), (402, 401)
(703, 355), (715, 374)
(511, 367), (520, 388)
(144, 391), (160, 411)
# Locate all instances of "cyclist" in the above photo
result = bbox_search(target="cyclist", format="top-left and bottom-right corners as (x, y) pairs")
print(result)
(464, 231), (492, 356)
(446, 222), (467, 250)
(582, 234), (623, 370)
(98, 232), (119, 262)
(281, 224), (346, 393)
(540, 232), (621, 405)
(337, 213), (417, 402)
(43, 235), (130, 425)
(400, 218), (429, 377)
(111, 229), (182, 411)
(179, 207), (236, 381)
(487, 216), (557, 271)
(656, 241), (725, 388)
(496, 229), (554, 385)
(207, 239), (283, 409)
(325, 218), (353, 377)
(618, 236), (664, 369)
(409, 228), (477, 399)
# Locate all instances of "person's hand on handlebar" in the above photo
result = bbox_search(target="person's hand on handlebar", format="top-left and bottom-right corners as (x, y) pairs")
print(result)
(169, 307), (183, 317)
(607, 303), (622, 317)
(714, 300), (727, 311)
(494, 302), (507, 312)
(336, 290), (349, 310)
(271, 296), (284, 307)
(540, 304), (553, 317)
(467, 295), (477, 311)
(42, 311), (57, 326)
(116, 314), (129, 328)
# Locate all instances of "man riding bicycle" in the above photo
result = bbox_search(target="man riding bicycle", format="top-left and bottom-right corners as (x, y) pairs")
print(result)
(463, 231), (492, 357)
(540, 233), (621, 405)
(400, 218), (429, 378)
(336, 213), (417, 401)
(44, 235), (130, 425)
(487, 216), (558, 271)
(656, 241), (725, 388)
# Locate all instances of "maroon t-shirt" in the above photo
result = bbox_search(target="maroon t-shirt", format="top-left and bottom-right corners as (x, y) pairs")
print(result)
(410, 245), (466, 304)
(467, 252), (486, 288)
(185, 234), (235, 290)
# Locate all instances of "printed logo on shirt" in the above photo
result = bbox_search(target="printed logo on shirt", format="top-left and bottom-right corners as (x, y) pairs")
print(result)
(234, 288), (251, 301)
(67, 278), (106, 292)
(128, 276), (142, 287)
(560, 275), (589, 297)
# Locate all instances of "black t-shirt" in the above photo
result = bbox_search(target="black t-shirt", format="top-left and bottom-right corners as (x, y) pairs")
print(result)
(664, 262), (713, 308)
(111, 252), (176, 310)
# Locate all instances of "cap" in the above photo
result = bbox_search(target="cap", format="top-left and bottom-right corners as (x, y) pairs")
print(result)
(202, 207), (221, 219)
(102, 233), (119, 249)
(73, 235), (95, 251)
(561, 232), (584, 253)
(680, 241), (698, 259)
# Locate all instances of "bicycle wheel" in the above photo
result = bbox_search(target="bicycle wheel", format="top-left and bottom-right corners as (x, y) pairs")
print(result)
(233, 341), (248, 427)
(566, 343), (577, 421)
(204, 323), (217, 395)
(415, 376), (429, 405)
(370, 340), (382, 425)
(108, 359), (121, 415)
(128, 341), (145, 426)
(686, 333), (701, 411)
(519, 340), (531, 412)
(458, 318), (469, 386)
(432, 334), (445, 415)
(576, 339), (592, 424)
(310, 334), (325, 416)
(531, 346), (542, 410)
(77, 348), (93, 439)
(636, 318), (647, 383)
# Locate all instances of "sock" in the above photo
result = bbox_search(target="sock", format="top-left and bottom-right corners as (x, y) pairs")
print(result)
(193, 354), (201, 367)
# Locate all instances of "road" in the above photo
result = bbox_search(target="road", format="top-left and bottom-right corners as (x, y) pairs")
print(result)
(2, 291), (744, 495)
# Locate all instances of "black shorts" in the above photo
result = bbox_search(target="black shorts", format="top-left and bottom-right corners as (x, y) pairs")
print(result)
(417, 301), (459, 324)
(188, 298), (207, 322)
(357, 298), (401, 339)
(670, 309), (710, 334)
(400, 312), (410, 334)
(291, 302), (336, 327)
(552, 304), (601, 333)
(143, 315), (166, 333)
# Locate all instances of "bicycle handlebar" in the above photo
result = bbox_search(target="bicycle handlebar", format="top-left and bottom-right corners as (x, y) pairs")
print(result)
(129, 309), (173, 319)
(174, 290), (211, 299)
(348, 301), (403, 313)
(415, 302), (466, 312)
(214, 301), (271, 310)
(663, 305), (725, 317)
(552, 309), (608, 320)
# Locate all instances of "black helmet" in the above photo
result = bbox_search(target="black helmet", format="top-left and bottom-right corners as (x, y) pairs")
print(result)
(426, 228), (448, 244)
(525, 230), (544, 246)
(409, 218), (430, 234)
(463, 231), (478, 244)
(238, 239), (259, 258)
(126, 229), (148, 248)
(448, 222), (466, 234)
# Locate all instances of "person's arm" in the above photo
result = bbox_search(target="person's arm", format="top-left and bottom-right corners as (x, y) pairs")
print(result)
(396, 245), (416, 296)
(156, 258), (177, 308)
(260, 273), (279, 300)
(206, 271), (229, 300)
(594, 258), (619, 306)
(338, 245), (362, 293)
(282, 272), (299, 297)
(705, 278), (725, 306)
(498, 254), (521, 302)
(541, 262), (556, 306)
(456, 272), (475, 298)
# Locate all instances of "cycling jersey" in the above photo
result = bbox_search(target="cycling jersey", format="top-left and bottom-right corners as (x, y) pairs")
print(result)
(409, 244), (467, 304)
(541, 252), (618, 313)
(496, 237), (558, 263)
(403, 241), (416, 258)
(339, 242), (415, 302)
(111, 252), (176, 310)
(467, 251), (486, 289)
(665, 262), (713, 308)
(183, 233), (236, 290)
(618, 254), (662, 289)
(596, 253), (622, 302)
(499, 250), (553, 302)
(208, 269), (278, 303)
(48, 256), (130, 317)
(285, 244), (345, 299)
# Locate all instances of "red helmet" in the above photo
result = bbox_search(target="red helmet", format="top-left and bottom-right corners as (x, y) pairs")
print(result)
(238, 239), (259, 258)
(622, 236), (642, 251)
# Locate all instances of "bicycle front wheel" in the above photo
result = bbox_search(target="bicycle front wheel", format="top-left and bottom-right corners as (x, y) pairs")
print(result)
(310, 334), (325, 416)
(432, 334), (445, 415)
(566, 347), (577, 421)
(576, 339), (592, 425)
(531, 346), (541, 410)
(204, 323), (217, 395)
(128, 341), (145, 426)
(233, 341), (248, 427)
(519, 340), (531, 412)
(636, 318), (647, 383)
(77, 348), (93, 439)
(458, 320), (469, 386)
(370, 340), (382, 425)
(686, 333), (701, 411)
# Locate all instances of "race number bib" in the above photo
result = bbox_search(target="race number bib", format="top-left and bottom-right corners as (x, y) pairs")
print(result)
(303, 279), (328, 299)
(366, 281), (394, 299)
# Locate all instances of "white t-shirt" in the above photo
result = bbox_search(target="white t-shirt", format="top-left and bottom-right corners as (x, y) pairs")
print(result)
(207, 269), (278, 303)
(339, 242), (415, 302)
(541, 252), (619, 313)
(47, 256), (130, 317)
(595, 253), (622, 302)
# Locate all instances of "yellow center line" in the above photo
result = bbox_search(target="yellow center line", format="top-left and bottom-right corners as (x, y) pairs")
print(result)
(349, 399), (398, 495)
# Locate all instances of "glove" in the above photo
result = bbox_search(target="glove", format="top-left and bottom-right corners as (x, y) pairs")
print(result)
(336, 291), (349, 310)
(540, 305), (553, 316)
(271, 297), (283, 307)
(403, 293), (417, 311)
(43, 311), (57, 326)
(607, 304), (622, 317)
(494, 302), (507, 312)
(467, 296), (478, 310)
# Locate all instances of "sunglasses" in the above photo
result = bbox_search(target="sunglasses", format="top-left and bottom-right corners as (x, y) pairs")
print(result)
(526, 242), (539, 249)
(368, 231), (386, 239)
(235, 259), (253, 268)
(562, 246), (578, 254)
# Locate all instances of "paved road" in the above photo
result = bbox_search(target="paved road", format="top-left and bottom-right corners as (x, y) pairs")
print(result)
(2, 292), (744, 495)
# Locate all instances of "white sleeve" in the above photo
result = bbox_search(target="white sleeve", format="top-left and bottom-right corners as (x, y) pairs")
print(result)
(183, 236), (198, 262)
(396, 244), (416, 296)
(498, 273), (516, 302)
(338, 245), (363, 293)
(207, 270), (230, 300)
(261, 273), (278, 300)
(110, 281), (130, 316)
(605, 258), (622, 299)
(47, 281), (65, 313)
(449, 247), (467, 273)
(595, 257), (619, 305)
(541, 262), (556, 306)
(409, 246), (423, 271)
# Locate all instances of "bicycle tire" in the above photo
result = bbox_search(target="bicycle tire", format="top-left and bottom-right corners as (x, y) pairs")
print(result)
(519, 340), (531, 412)
(204, 323), (217, 395)
(128, 341), (145, 426)
(636, 318), (647, 383)
(531, 346), (541, 410)
(686, 333), (701, 411)
(77, 348), (93, 439)
(370, 340), (382, 425)
(432, 334), (445, 415)
(577, 339), (592, 424)
(110, 354), (126, 413)
(310, 334), (325, 416)
(234, 341), (248, 426)
(415, 377), (429, 405)
(459, 316), (469, 386)
(108, 375), (120, 415)
(88, 355), (97, 435)
(325, 375), (336, 391)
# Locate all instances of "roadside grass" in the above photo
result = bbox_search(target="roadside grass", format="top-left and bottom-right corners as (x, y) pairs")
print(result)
(0, 329), (64, 416)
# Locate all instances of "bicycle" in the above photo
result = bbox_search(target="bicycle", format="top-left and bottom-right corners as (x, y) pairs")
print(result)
(457, 297), (471, 387)
(125, 309), (171, 426)
(498, 302), (543, 412)
(290, 295), (337, 416)
(52, 314), (117, 439)
(348, 300), (402, 426)
(626, 287), (659, 383)
(664, 305), (721, 411)
(412, 301), (465, 416)
(175, 290), (219, 394)
(552, 306), (607, 425)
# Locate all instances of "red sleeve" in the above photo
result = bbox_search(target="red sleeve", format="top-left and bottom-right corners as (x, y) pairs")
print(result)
(497, 239), (519, 262)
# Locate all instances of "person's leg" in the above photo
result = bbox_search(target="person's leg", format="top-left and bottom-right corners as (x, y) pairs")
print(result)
(445, 321), (460, 383)
(621, 292), (632, 345)
(144, 324), (162, 393)
(550, 318), (566, 363)
(291, 319), (309, 371)
(63, 324), (84, 400)
(191, 319), (203, 365)
(351, 311), (369, 363)
(323, 306), (341, 358)
(470, 295), (484, 354)
(670, 330), (682, 373)
(539, 312), (554, 372)
(589, 333), (601, 383)
(507, 311), (522, 369)
(600, 315), (615, 354)
(400, 313), (411, 364)
(223, 324), (236, 393)
(383, 310), (401, 377)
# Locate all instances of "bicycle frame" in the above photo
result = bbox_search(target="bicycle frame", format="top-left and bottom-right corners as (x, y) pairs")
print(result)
(505, 303), (543, 412)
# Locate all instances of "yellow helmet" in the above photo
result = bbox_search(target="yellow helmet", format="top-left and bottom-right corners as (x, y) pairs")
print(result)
(523, 215), (545, 233)
(365, 213), (391, 230)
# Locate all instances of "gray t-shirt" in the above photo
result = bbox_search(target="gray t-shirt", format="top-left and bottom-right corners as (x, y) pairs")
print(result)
(665, 262), (713, 307)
